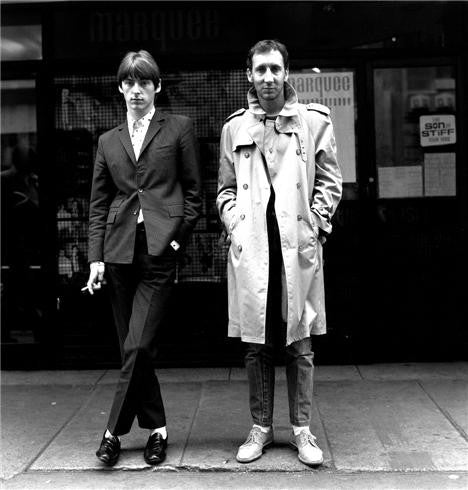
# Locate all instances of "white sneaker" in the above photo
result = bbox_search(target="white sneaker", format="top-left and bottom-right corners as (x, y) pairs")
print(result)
(236, 426), (274, 463)
(289, 430), (323, 466)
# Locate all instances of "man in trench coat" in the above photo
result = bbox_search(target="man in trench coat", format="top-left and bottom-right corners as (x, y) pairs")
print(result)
(217, 40), (342, 466)
(86, 50), (201, 466)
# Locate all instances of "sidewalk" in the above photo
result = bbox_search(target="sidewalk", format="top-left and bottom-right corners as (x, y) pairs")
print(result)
(1, 363), (468, 488)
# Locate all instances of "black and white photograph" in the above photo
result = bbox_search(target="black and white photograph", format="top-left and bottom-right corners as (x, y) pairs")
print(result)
(1, 1), (467, 489)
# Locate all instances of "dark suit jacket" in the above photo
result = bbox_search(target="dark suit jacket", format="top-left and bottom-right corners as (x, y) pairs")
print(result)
(88, 111), (202, 264)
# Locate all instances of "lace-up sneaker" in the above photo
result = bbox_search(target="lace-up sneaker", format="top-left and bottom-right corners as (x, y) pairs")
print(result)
(236, 426), (274, 463)
(289, 430), (323, 466)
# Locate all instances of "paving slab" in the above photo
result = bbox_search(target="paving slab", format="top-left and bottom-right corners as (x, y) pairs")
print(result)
(230, 365), (361, 382)
(98, 368), (230, 385)
(358, 362), (468, 380)
(315, 380), (468, 471)
(1, 370), (106, 386)
(182, 380), (330, 471)
(420, 380), (468, 436)
(1, 385), (93, 479)
(30, 383), (201, 471)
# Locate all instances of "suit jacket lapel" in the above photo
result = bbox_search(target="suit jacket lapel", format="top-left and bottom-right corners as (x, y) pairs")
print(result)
(139, 111), (164, 159)
(117, 122), (136, 165)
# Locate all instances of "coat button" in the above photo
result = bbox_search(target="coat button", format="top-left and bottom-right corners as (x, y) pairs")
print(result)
(296, 182), (301, 189)
(138, 188), (143, 193)
(243, 184), (248, 190)
(269, 148), (273, 153)
(296, 149), (301, 155)
(297, 214), (303, 221)
(133, 210), (138, 215)
(240, 214), (245, 220)
(238, 245), (242, 252)
(244, 152), (250, 158)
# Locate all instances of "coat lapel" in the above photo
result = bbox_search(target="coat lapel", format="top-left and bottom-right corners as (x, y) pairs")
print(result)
(139, 111), (164, 158)
(117, 122), (136, 165)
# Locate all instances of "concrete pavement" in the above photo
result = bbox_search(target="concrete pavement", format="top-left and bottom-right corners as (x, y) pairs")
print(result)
(1, 363), (468, 489)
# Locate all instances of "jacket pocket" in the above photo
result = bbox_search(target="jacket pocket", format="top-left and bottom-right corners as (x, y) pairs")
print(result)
(167, 204), (184, 217)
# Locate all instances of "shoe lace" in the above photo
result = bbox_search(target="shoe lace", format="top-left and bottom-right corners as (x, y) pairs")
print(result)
(246, 427), (263, 445)
(102, 436), (118, 451)
(299, 431), (318, 448)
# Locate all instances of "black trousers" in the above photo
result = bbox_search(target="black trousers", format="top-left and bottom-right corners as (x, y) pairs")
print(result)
(105, 224), (176, 436)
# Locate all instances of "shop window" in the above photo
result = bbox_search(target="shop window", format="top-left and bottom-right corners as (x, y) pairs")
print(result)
(374, 66), (456, 198)
(1, 78), (41, 344)
(289, 68), (357, 194)
(1, 25), (42, 61)
(54, 71), (250, 286)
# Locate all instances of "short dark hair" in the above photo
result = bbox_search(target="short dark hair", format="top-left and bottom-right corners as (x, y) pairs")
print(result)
(117, 50), (161, 86)
(246, 40), (289, 71)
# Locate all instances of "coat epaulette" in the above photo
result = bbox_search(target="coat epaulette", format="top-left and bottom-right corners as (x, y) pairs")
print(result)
(305, 103), (330, 116)
(225, 108), (246, 122)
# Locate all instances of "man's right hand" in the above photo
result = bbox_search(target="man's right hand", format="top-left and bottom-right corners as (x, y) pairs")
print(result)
(85, 261), (105, 295)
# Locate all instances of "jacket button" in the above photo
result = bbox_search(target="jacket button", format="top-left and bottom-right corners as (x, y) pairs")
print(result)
(296, 149), (301, 155)
(297, 214), (303, 221)
(138, 188), (143, 193)
(238, 245), (242, 252)
(269, 148), (273, 153)
(244, 152), (250, 158)
(240, 214), (245, 220)
(296, 182), (301, 189)
(133, 210), (138, 215)
(243, 184), (248, 190)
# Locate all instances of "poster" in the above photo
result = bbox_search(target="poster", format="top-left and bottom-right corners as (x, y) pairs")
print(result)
(289, 72), (356, 183)
(419, 114), (456, 147)
(378, 166), (423, 198)
(424, 153), (456, 197)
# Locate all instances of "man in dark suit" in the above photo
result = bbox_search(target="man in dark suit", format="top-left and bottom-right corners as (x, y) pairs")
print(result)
(86, 50), (202, 466)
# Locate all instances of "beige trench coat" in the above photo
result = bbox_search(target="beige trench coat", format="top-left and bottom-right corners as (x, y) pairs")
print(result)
(217, 84), (342, 345)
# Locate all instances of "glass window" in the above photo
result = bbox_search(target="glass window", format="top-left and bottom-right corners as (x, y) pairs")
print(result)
(1, 78), (41, 344)
(1, 25), (42, 61)
(374, 66), (456, 198)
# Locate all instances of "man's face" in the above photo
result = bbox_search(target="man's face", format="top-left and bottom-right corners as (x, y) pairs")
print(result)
(247, 49), (289, 104)
(118, 78), (160, 114)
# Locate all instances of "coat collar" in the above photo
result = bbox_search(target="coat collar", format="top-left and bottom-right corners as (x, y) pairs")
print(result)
(117, 111), (165, 164)
(246, 81), (301, 137)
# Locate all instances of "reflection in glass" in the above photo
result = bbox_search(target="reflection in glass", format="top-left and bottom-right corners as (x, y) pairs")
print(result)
(1, 78), (41, 344)
(374, 66), (456, 198)
(1, 25), (42, 61)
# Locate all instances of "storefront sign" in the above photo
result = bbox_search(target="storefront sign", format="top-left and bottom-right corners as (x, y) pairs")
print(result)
(420, 115), (456, 147)
(289, 72), (356, 183)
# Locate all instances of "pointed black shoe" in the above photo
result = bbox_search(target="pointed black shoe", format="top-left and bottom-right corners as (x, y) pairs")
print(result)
(96, 432), (120, 466)
(144, 433), (168, 465)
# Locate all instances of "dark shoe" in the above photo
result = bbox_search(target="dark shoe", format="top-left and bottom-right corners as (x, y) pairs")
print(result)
(144, 433), (168, 465)
(96, 432), (120, 466)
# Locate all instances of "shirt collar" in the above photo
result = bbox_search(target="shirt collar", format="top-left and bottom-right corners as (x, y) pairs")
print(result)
(127, 106), (156, 131)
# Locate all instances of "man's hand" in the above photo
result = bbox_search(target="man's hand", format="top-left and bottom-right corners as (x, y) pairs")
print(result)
(84, 261), (105, 295)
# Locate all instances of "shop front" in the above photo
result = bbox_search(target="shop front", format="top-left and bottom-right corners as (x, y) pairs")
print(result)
(1, 1), (467, 368)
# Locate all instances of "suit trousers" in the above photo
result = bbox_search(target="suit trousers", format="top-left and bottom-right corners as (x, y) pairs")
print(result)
(105, 224), (176, 436)
(244, 186), (314, 427)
